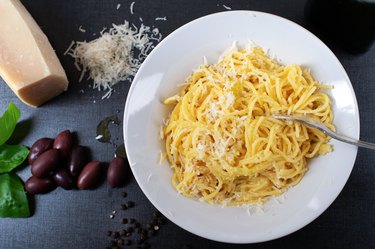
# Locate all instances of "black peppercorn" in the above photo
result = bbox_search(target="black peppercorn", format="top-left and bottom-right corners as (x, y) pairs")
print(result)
(112, 232), (120, 238)
(121, 204), (128, 210)
(140, 233), (147, 241)
(117, 239), (124, 246)
(121, 192), (127, 197)
(121, 218), (128, 224)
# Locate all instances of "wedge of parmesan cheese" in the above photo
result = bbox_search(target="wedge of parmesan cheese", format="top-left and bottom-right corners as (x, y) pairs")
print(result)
(0, 0), (68, 107)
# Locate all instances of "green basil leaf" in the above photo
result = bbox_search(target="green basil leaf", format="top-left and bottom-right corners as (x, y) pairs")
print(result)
(0, 172), (29, 218)
(0, 102), (20, 146)
(0, 144), (29, 173)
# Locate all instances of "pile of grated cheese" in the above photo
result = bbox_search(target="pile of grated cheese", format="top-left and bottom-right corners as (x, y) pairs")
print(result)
(65, 21), (162, 98)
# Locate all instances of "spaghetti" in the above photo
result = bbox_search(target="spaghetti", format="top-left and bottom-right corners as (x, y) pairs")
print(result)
(162, 46), (334, 205)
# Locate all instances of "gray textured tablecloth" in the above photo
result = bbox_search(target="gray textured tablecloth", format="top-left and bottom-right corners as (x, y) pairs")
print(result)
(0, 0), (374, 248)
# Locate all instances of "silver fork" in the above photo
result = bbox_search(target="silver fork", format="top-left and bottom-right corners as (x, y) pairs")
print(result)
(272, 114), (375, 150)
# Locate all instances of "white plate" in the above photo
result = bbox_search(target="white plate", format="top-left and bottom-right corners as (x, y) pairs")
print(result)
(124, 11), (359, 243)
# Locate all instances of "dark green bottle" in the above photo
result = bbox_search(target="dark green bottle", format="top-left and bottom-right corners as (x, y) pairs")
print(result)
(305, 0), (375, 53)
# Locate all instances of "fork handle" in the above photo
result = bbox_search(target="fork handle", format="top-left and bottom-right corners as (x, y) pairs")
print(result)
(324, 130), (375, 150)
(272, 114), (373, 150)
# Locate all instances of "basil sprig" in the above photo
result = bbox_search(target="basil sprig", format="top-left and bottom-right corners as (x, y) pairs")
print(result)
(0, 102), (20, 146)
(0, 102), (30, 218)
(0, 173), (29, 217)
(0, 144), (29, 173)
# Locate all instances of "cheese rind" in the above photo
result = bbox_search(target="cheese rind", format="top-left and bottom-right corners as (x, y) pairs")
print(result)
(0, 0), (68, 107)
